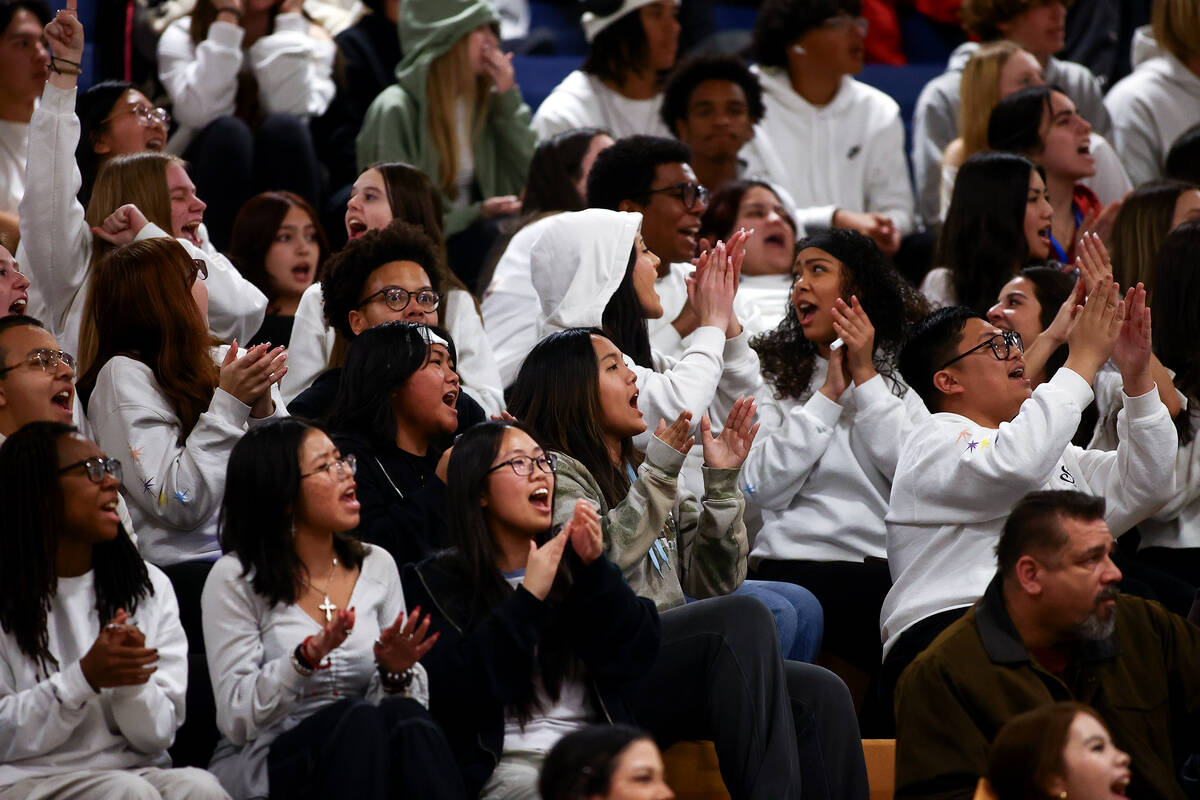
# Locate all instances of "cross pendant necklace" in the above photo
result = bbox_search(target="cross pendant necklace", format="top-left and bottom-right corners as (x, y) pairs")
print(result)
(313, 557), (339, 622)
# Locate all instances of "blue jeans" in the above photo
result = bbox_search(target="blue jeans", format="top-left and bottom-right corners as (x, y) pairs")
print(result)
(734, 579), (824, 662)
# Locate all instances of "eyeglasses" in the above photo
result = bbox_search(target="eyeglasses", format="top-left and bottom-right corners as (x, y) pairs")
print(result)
(487, 453), (558, 477)
(820, 13), (869, 34)
(938, 330), (1024, 370)
(101, 102), (171, 128)
(300, 454), (357, 480)
(58, 456), (123, 484)
(191, 259), (208, 284)
(0, 348), (76, 378)
(646, 182), (709, 212)
(357, 286), (441, 314)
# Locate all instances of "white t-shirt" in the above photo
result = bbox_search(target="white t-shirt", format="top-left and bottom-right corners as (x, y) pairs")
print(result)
(0, 118), (29, 215)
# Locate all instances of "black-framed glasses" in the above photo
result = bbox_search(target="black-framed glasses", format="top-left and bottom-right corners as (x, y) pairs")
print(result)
(645, 182), (709, 211)
(59, 457), (123, 484)
(191, 259), (208, 284)
(939, 330), (1024, 370)
(357, 286), (441, 314)
(0, 348), (76, 378)
(487, 453), (558, 477)
(101, 102), (171, 128)
(300, 454), (357, 480)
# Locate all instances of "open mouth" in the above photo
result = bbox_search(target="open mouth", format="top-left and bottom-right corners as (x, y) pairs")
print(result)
(442, 390), (458, 409)
(795, 301), (817, 325)
(346, 217), (368, 239)
(1008, 364), (1028, 383)
(8, 294), (26, 314)
(291, 264), (312, 282)
(1037, 227), (1052, 246)
(1110, 775), (1129, 796)
(763, 231), (788, 248)
(679, 226), (699, 249)
(146, 134), (166, 151)
(52, 389), (72, 413)
(101, 498), (121, 521)
(529, 486), (551, 513)
(340, 485), (361, 510)
(629, 390), (643, 418)
(180, 220), (202, 246)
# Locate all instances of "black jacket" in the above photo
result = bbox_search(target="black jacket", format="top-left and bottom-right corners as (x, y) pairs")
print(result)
(403, 552), (661, 797)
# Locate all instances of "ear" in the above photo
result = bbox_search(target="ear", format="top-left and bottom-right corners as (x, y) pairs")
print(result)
(1014, 554), (1043, 596)
(0, 382), (8, 410)
(347, 310), (367, 336)
(618, 198), (645, 214)
(93, 133), (112, 156)
(931, 368), (964, 397)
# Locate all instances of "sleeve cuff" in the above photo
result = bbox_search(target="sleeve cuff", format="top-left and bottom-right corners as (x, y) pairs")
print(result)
(208, 20), (247, 48)
(272, 12), (309, 33)
(722, 329), (751, 360)
(1048, 367), (1096, 408)
(700, 466), (741, 498)
(802, 390), (844, 428)
(52, 662), (98, 709)
(644, 435), (686, 476)
(1123, 382), (1168, 419)
(686, 326), (726, 356)
(210, 385), (253, 422)
(852, 373), (891, 407)
(135, 222), (172, 242)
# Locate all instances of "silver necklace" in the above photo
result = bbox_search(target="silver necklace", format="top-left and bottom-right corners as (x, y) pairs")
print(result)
(309, 557), (339, 622)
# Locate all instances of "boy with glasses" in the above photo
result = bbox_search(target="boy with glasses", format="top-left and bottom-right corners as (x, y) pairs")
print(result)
(878, 283), (1176, 715)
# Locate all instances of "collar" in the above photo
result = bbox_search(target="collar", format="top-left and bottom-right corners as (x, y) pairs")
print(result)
(975, 574), (1121, 665)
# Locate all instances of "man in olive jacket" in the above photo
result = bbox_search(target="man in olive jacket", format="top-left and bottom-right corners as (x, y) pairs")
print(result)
(895, 489), (1200, 800)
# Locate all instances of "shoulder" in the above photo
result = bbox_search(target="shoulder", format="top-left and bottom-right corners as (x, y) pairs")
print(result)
(363, 85), (415, 122)
(144, 562), (177, 603)
(845, 78), (901, 118)
(361, 543), (401, 583)
(1047, 58), (1102, 89)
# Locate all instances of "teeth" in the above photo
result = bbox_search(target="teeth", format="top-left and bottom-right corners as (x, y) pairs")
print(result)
(531, 488), (549, 499)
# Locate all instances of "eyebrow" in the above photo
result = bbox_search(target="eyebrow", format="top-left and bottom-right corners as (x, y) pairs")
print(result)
(599, 352), (620, 364)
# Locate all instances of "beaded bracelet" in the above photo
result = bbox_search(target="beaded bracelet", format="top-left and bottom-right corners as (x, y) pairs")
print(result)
(48, 56), (81, 76)
(290, 644), (315, 676)
(378, 665), (415, 693)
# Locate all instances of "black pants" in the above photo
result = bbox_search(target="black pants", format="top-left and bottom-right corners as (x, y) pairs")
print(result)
(267, 695), (464, 800)
(184, 114), (323, 251)
(876, 607), (969, 737)
(630, 595), (868, 800)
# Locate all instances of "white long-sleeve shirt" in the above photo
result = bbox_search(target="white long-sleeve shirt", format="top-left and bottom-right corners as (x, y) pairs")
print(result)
(157, 15), (336, 153)
(17, 83), (267, 358)
(202, 545), (428, 800)
(0, 565), (186, 788)
(87, 347), (286, 566)
(881, 368), (1177, 656)
(281, 282), (505, 416)
(531, 70), (671, 142)
(742, 67), (915, 237)
(743, 366), (928, 564)
(1104, 51), (1200, 188)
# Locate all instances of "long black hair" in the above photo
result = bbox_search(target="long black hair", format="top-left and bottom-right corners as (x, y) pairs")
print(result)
(509, 328), (636, 507)
(540, 724), (651, 800)
(601, 246), (654, 369)
(0, 422), (151, 677)
(936, 151), (1046, 315)
(74, 80), (135, 207)
(219, 418), (365, 606)
(1151, 220), (1200, 445)
(523, 128), (610, 215)
(442, 420), (578, 724)
(753, 228), (928, 400)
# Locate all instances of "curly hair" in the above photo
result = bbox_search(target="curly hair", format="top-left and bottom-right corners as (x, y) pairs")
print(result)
(586, 135), (691, 211)
(660, 53), (766, 137)
(752, 0), (863, 68)
(961, 0), (1076, 41)
(752, 228), (928, 401)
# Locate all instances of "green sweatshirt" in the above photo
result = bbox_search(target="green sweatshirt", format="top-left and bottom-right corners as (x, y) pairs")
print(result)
(355, 0), (537, 236)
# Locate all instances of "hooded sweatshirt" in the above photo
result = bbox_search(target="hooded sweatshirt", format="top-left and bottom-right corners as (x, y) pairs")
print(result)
(355, 0), (538, 236)
(530, 208), (762, 450)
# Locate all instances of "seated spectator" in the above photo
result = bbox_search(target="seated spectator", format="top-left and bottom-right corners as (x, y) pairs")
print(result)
(539, 725), (672, 800)
(880, 283), (1177, 710)
(508, 328), (868, 798)
(284, 168), (503, 416)
(78, 238), (286, 568)
(985, 266), (1075, 390)
(532, 0), (679, 141)
(0, 241), (28, 317)
(356, 0), (534, 246)
(1104, 0), (1200, 188)
(1107, 179), (1200, 299)
(700, 180), (798, 337)
(910, 0), (1112, 228)
(156, 0), (333, 250)
(988, 702), (1132, 800)
(326, 322), (471, 569)
(228, 191), (329, 348)
(1165, 122), (1200, 184)
(745, 0), (914, 255)
(923, 152), (1054, 312)
(0, 0), (50, 249)
(481, 128), (614, 386)
(744, 229), (928, 681)
(402, 420), (661, 798)
(894, 490), (1200, 800)
(660, 54), (765, 197)
(0, 421), (227, 800)
(73, 78), (169, 208)
(202, 417), (461, 800)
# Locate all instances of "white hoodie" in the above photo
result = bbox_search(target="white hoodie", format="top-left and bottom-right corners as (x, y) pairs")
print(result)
(881, 368), (1177, 657)
(530, 209), (761, 448)
(531, 70), (672, 142)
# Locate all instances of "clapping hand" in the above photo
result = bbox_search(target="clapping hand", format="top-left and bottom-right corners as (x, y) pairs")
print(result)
(1110, 283), (1153, 396)
(374, 606), (438, 675)
(563, 499), (603, 564)
(701, 396), (759, 470)
(79, 609), (158, 690)
(1064, 274), (1124, 384)
(655, 412), (695, 456)
(831, 296), (877, 385)
(305, 607), (356, 665)
(219, 341), (287, 418)
(523, 528), (568, 601)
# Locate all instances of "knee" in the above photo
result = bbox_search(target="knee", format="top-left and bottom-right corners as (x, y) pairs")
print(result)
(785, 662), (856, 719)
(716, 593), (779, 642)
(163, 768), (229, 800)
(258, 113), (313, 147)
(98, 772), (162, 800)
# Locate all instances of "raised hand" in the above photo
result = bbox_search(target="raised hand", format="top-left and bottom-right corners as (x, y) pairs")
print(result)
(1064, 275), (1123, 384)
(831, 295), (877, 385)
(701, 396), (759, 470)
(1110, 283), (1153, 396)
(218, 342), (286, 416)
(1073, 231), (1111, 297)
(481, 196), (521, 219)
(523, 528), (568, 601)
(563, 499), (603, 564)
(479, 39), (516, 93)
(79, 609), (158, 690)
(833, 210), (899, 255)
(374, 606), (439, 674)
(654, 412), (695, 455)
(91, 204), (149, 247)
(44, 0), (83, 65)
(686, 241), (735, 333)
(818, 342), (849, 401)
(304, 607), (356, 665)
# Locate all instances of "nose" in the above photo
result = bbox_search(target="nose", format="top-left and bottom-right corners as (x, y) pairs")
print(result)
(986, 303), (1005, 325)
(1102, 553), (1123, 585)
(100, 471), (120, 490)
(34, 39), (49, 67)
(446, 364), (460, 387)
(403, 305), (426, 320)
(1116, 747), (1131, 767)
(14, 271), (30, 291)
(192, 193), (207, 213)
(347, 194), (361, 213)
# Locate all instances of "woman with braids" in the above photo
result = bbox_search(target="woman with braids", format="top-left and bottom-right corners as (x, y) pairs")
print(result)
(0, 422), (228, 799)
(744, 228), (929, 685)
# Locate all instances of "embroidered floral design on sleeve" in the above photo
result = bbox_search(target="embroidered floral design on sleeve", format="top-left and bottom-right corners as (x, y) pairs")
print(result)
(129, 445), (144, 465)
(142, 477), (156, 495)
(174, 489), (191, 504)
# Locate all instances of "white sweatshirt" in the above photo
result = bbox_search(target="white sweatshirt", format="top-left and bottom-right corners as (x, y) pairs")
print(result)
(87, 346), (286, 567)
(281, 282), (505, 416)
(531, 70), (672, 142)
(743, 364), (928, 564)
(0, 119), (28, 216)
(742, 67), (915, 237)
(17, 83), (267, 359)
(481, 214), (559, 388)
(0, 565), (186, 788)
(881, 368), (1177, 656)
(157, 15), (336, 153)
(1104, 49), (1200, 188)
(202, 545), (428, 800)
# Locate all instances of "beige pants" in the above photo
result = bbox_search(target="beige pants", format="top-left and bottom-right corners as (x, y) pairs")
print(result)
(479, 751), (545, 800)
(0, 767), (229, 800)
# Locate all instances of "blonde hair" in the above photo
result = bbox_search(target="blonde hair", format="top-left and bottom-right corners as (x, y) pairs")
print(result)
(1153, 0), (1200, 65)
(959, 41), (1023, 159)
(426, 35), (490, 198)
